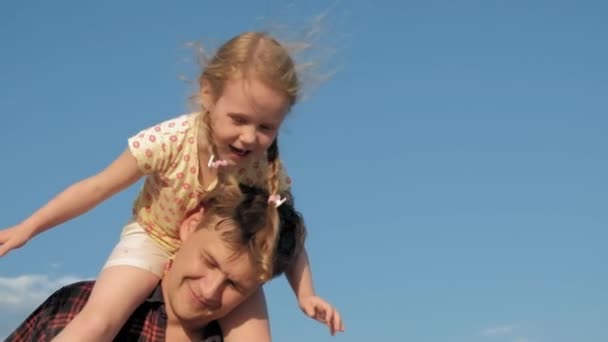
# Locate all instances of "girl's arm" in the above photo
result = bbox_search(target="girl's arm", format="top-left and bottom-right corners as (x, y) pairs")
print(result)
(286, 247), (345, 335)
(286, 247), (315, 299)
(3, 149), (142, 243)
(218, 249), (344, 339)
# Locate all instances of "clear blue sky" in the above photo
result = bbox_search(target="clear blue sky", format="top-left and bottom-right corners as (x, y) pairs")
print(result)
(1, 1), (607, 341)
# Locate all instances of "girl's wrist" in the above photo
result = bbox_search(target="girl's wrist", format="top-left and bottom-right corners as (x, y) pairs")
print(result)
(19, 219), (41, 237)
(297, 289), (316, 300)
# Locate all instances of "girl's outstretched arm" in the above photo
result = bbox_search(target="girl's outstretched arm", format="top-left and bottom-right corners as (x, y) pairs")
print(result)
(286, 247), (345, 335)
(286, 247), (316, 299)
(0, 149), (142, 256)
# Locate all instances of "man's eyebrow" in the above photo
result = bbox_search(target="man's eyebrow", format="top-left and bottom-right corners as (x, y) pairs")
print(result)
(229, 277), (246, 291)
(205, 251), (219, 267)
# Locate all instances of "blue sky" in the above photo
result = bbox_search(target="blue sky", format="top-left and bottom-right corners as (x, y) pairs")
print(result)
(1, 1), (607, 341)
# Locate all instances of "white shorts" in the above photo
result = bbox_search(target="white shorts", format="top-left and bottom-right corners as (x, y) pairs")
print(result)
(102, 220), (172, 278)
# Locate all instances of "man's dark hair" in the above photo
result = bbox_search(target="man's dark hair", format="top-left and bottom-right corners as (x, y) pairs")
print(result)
(235, 184), (306, 278)
(203, 182), (306, 280)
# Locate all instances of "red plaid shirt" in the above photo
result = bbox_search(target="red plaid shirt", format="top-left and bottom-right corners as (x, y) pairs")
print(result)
(5, 281), (223, 342)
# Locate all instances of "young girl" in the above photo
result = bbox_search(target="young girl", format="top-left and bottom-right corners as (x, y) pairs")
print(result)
(0, 32), (343, 341)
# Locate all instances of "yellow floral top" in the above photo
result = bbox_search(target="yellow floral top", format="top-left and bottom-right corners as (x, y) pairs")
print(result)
(128, 113), (292, 253)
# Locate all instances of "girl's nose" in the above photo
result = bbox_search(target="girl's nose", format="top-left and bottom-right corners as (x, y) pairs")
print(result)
(239, 127), (257, 147)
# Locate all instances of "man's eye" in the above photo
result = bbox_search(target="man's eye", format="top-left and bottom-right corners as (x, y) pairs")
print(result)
(228, 280), (242, 292)
(201, 255), (215, 267)
(260, 124), (274, 131)
(232, 117), (246, 124)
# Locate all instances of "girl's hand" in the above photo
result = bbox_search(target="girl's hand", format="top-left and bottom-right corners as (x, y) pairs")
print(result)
(0, 225), (32, 257)
(299, 295), (345, 336)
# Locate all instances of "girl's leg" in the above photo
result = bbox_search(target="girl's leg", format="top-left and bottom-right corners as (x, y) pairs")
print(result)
(53, 220), (169, 341)
(218, 287), (272, 341)
(51, 265), (160, 342)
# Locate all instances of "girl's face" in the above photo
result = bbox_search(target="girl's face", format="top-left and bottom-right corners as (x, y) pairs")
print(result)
(204, 77), (289, 165)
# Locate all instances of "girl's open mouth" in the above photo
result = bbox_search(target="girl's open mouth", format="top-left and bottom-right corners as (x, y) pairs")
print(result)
(229, 145), (250, 157)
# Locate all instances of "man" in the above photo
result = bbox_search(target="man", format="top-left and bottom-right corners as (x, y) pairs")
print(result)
(6, 185), (339, 341)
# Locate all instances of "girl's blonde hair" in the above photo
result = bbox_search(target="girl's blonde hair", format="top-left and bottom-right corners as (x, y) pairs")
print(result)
(197, 32), (301, 270)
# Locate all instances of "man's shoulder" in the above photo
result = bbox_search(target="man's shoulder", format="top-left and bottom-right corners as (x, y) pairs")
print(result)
(38, 280), (95, 315)
(57, 280), (95, 291)
(51, 280), (95, 300)
(4, 281), (95, 342)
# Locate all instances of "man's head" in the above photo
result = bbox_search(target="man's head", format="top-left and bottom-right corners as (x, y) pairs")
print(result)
(162, 183), (305, 328)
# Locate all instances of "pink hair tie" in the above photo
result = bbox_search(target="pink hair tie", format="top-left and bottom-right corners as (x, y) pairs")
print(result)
(268, 194), (287, 208)
(207, 155), (228, 169)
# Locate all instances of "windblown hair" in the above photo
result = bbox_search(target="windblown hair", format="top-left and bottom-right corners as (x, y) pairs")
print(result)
(198, 182), (305, 281)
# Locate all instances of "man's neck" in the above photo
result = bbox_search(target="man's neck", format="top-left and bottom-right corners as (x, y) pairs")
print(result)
(166, 320), (199, 342)
(161, 279), (206, 342)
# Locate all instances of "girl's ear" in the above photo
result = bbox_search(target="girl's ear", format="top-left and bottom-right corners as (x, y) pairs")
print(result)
(200, 79), (216, 110)
(179, 207), (206, 242)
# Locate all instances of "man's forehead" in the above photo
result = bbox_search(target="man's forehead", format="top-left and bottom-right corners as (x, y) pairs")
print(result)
(196, 228), (259, 285)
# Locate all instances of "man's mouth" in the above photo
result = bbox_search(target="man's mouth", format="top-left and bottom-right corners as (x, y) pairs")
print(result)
(189, 286), (219, 311)
(229, 145), (251, 158)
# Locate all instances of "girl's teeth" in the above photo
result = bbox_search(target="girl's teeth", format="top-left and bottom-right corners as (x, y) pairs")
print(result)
(230, 146), (247, 156)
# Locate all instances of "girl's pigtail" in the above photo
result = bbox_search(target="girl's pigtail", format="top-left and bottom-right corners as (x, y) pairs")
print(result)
(266, 138), (280, 195)
(255, 138), (282, 280)
(200, 106), (231, 192)
(201, 107), (220, 161)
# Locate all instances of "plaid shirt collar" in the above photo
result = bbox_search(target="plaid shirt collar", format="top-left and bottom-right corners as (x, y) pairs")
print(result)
(6, 281), (223, 342)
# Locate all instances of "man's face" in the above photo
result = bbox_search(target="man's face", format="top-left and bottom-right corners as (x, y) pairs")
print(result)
(163, 213), (262, 327)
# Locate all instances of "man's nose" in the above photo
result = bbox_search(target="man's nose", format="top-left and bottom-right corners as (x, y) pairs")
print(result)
(199, 273), (224, 308)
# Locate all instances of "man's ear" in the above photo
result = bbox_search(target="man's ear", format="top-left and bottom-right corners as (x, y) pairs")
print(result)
(179, 207), (206, 242)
